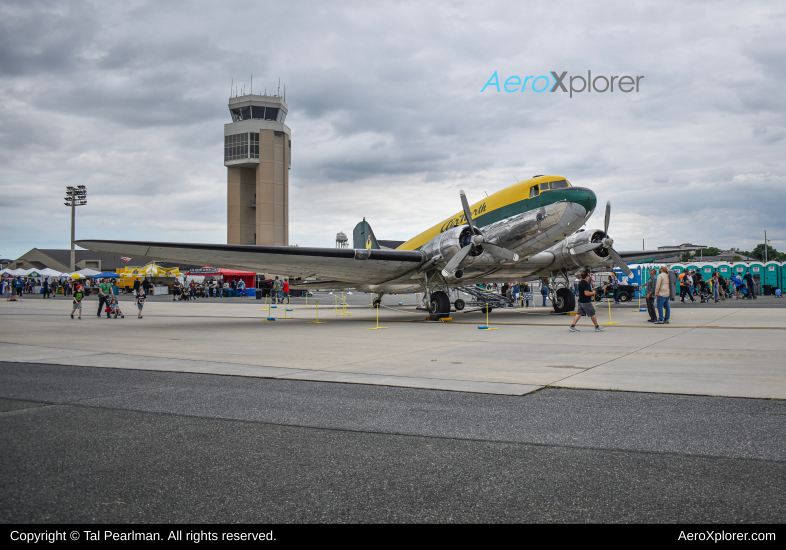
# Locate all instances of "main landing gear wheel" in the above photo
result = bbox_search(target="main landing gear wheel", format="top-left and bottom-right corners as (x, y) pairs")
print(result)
(454, 298), (465, 311)
(553, 287), (575, 313)
(480, 305), (492, 315)
(428, 291), (451, 320)
(373, 298), (382, 308)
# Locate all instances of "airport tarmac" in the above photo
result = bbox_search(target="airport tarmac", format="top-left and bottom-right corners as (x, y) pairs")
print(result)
(2, 362), (784, 523)
(1, 295), (784, 399)
(2, 297), (784, 523)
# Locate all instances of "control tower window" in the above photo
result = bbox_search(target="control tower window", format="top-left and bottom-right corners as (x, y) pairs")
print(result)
(230, 107), (251, 121)
(224, 133), (251, 161)
(264, 108), (278, 121)
(278, 110), (286, 123)
(251, 132), (259, 158)
(252, 106), (266, 119)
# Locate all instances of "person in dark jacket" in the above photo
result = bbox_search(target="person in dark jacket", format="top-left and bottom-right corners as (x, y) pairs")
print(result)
(744, 272), (757, 299)
(645, 268), (658, 322)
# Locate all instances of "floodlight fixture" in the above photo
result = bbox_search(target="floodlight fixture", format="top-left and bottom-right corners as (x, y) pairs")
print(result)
(65, 185), (88, 270)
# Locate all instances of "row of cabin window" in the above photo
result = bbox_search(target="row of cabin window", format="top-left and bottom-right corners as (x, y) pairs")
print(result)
(529, 180), (569, 197)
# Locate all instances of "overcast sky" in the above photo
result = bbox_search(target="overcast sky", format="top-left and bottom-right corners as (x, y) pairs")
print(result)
(1, 0), (785, 259)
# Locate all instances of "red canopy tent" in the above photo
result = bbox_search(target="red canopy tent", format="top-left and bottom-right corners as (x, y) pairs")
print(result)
(186, 267), (256, 289)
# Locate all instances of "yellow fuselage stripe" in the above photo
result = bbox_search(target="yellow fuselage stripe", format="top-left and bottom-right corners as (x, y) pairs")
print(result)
(397, 176), (568, 250)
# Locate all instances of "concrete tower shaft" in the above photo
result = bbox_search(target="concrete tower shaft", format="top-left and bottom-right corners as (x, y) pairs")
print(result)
(225, 92), (291, 246)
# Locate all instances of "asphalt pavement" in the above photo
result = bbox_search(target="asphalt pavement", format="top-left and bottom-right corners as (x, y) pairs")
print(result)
(2, 362), (784, 523)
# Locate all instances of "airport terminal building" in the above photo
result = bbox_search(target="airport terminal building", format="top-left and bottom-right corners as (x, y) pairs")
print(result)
(224, 92), (291, 246)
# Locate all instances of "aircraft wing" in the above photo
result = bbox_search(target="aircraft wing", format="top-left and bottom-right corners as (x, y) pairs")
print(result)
(613, 247), (701, 264)
(75, 240), (425, 283)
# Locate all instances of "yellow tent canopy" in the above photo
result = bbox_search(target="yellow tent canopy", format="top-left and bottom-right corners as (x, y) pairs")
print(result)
(117, 264), (180, 279)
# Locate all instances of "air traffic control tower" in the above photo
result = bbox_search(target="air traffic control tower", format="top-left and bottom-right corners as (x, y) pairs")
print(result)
(224, 90), (291, 245)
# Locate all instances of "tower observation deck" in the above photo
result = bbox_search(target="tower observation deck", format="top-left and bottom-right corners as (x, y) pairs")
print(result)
(225, 90), (291, 246)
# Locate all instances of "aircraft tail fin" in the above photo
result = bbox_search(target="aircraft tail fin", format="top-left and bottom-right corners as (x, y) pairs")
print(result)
(353, 218), (380, 250)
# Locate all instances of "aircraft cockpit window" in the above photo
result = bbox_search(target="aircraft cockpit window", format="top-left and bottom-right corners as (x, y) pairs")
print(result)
(550, 180), (569, 189)
(530, 186), (539, 197)
(540, 183), (550, 191)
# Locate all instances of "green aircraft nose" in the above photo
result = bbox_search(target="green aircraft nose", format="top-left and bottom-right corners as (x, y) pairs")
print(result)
(567, 187), (597, 216)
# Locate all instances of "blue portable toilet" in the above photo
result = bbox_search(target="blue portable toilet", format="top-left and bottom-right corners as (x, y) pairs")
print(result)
(764, 261), (780, 294)
(733, 262), (748, 279)
(778, 262), (786, 292)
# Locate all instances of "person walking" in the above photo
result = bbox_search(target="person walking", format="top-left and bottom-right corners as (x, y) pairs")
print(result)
(655, 266), (671, 324)
(569, 270), (606, 332)
(645, 268), (658, 322)
(42, 278), (50, 299)
(282, 279), (290, 303)
(237, 277), (246, 297)
(680, 271), (695, 302)
(744, 271), (757, 300)
(540, 279), (549, 307)
(135, 287), (146, 319)
(189, 280), (196, 300)
(71, 285), (84, 319)
(97, 277), (113, 318)
(711, 272), (720, 303)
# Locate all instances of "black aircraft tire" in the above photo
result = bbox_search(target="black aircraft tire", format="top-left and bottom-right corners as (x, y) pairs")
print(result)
(428, 291), (451, 320)
(373, 298), (382, 308)
(454, 298), (465, 311)
(480, 305), (492, 315)
(553, 288), (575, 313)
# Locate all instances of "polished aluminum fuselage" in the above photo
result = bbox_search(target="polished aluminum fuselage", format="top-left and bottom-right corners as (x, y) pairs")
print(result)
(357, 200), (593, 293)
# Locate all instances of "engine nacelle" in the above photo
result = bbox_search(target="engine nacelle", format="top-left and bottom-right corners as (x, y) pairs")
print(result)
(544, 229), (610, 273)
(420, 225), (494, 279)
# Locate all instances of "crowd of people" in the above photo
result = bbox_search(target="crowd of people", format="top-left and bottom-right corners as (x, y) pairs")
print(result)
(2, 276), (98, 301)
(170, 277), (253, 300)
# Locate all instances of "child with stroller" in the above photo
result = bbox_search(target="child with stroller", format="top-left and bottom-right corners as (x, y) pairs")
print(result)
(106, 295), (125, 318)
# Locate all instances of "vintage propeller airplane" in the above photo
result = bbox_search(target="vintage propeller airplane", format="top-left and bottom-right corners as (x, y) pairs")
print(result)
(77, 175), (696, 320)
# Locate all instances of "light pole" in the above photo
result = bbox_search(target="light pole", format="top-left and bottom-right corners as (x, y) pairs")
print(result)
(64, 185), (87, 271)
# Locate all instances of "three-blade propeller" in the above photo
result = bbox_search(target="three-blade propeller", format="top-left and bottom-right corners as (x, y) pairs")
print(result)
(440, 190), (519, 278)
(599, 201), (632, 277)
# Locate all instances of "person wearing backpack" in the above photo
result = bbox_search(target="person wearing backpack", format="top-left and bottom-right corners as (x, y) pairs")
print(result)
(680, 272), (695, 302)
(272, 276), (283, 303)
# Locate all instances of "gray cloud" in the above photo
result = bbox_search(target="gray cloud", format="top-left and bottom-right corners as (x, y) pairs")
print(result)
(1, 0), (785, 259)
